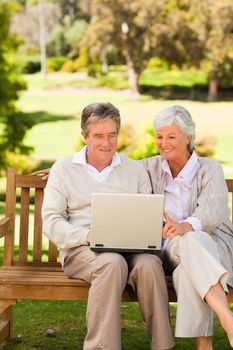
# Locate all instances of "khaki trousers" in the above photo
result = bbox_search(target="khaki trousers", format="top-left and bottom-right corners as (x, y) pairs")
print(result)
(63, 246), (175, 350)
(163, 231), (229, 338)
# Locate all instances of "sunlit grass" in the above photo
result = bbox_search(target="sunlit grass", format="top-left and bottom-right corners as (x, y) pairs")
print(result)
(0, 296), (231, 349)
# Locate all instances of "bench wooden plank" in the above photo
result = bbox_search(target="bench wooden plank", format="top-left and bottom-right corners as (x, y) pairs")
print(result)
(19, 188), (30, 262)
(48, 240), (58, 262)
(0, 321), (9, 343)
(33, 188), (43, 262)
(3, 168), (16, 267)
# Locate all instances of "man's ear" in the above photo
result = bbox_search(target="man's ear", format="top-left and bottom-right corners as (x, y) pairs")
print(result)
(82, 131), (87, 143)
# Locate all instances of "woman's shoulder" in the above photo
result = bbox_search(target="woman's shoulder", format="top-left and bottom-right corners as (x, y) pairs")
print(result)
(119, 154), (147, 172)
(198, 157), (222, 172)
(197, 157), (226, 187)
(140, 155), (163, 171)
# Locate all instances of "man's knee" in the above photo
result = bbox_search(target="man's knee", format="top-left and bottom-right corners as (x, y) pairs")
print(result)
(131, 254), (163, 275)
(97, 252), (128, 277)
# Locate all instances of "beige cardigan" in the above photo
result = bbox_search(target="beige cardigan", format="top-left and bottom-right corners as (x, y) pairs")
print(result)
(142, 155), (233, 287)
(42, 154), (151, 264)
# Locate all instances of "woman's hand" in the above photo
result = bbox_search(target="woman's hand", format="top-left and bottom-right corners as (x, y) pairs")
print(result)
(163, 211), (193, 240)
(31, 168), (51, 181)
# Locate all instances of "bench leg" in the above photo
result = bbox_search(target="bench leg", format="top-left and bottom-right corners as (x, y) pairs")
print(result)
(0, 300), (17, 343)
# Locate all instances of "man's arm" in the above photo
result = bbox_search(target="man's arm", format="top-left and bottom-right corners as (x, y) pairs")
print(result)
(42, 163), (90, 250)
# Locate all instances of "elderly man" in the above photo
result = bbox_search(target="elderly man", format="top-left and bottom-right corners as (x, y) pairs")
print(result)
(42, 102), (174, 350)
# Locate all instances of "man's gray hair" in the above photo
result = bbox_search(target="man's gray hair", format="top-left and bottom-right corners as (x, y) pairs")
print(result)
(81, 102), (121, 137)
(153, 105), (196, 152)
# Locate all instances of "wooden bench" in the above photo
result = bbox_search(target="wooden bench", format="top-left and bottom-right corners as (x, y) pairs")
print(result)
(0, 167), (232, 344)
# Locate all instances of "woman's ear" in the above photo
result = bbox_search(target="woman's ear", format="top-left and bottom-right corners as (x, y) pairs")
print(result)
(186, 135), (191, 145)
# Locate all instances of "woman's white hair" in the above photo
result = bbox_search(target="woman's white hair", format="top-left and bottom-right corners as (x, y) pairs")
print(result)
(153, 105), (196, 152)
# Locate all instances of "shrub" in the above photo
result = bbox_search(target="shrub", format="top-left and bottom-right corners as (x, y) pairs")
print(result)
(61, 59), (77, 72)
(22, 56), (41, 74)
(3, 152), (39, 175)
(128, 127), (159, 160)
(47, 56), (67, 72)
(87, 64), (102, 78)
(195, 136), (218, 157)
(147, 57), (169, 70)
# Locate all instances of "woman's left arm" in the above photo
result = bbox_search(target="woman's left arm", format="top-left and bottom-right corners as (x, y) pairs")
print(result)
(189, 160), (230, 232)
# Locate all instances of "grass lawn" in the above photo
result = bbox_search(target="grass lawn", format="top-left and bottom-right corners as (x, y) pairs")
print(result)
(0, 298), (232, 350)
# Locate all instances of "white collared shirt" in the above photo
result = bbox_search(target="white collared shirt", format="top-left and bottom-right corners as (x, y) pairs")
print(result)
(72, 146), (121, 183)
(162, 152), (202, 231)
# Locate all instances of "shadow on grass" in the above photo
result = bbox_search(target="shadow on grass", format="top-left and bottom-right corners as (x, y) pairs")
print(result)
(140, 85), (233, 102)
(21, 110), (77, 126)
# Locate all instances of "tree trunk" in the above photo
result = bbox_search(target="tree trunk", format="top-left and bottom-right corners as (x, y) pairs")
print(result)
(121, 27), (140, 97)
(208, 70), (218, 101)
(127, 65), (140, 97)
(38, 0), (47, 80)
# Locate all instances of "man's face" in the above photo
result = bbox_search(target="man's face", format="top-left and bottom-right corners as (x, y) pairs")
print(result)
(83, 119), (118, 171)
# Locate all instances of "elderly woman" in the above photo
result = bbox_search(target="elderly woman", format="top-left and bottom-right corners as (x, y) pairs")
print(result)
(142, 105), (233, 350)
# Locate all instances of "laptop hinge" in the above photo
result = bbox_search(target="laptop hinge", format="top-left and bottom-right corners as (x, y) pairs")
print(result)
(148, 245), (157, 249)
(95, 244), (104, 247)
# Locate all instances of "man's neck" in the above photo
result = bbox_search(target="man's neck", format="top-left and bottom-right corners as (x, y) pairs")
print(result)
(86, 155), (113, 173)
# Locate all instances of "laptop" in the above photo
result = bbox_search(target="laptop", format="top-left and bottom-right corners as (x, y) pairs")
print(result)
(90, 192), (164, 254)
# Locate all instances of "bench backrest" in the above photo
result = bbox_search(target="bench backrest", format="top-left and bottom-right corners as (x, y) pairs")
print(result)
(2, 167), (233, 267)
(3, 167), (58, 267)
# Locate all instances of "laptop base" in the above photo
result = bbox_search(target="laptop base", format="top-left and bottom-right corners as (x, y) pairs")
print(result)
(90, 246), (159, 254)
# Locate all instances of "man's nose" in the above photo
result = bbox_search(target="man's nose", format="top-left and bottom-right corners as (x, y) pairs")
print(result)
(102, 137), (110, 146)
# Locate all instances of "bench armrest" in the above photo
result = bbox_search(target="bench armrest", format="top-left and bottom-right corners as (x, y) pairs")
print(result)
(0, 217), (13, 238)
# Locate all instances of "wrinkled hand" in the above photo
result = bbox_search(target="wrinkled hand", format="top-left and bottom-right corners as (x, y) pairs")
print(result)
(163, 211), (193, 240)
(31, 168), (51, 181)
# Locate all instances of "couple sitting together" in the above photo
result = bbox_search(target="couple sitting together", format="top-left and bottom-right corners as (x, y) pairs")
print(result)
(38, 102), (233, 350)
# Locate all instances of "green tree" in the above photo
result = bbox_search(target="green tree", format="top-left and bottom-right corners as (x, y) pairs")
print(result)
(0, 1), (31, 171)
(190, 0), (233, 100)
(82, 0), (201, 95)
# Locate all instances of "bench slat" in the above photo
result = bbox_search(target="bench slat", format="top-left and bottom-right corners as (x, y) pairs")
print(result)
(48, 240), (58, 263)
(15, 174), (46, 189)
(4, 168), (16, 266)
(33, 188), (43, 262)
(0, 321), (9, 343)
(19, 188), (30, 262)
(227, 179), (233, 221)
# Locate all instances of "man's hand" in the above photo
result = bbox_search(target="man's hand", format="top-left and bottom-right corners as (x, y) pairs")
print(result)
(163, 211), (193, 240)
(31, 168), (51, 181)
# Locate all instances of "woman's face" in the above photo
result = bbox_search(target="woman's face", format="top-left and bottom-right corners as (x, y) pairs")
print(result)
(156, 124), (191, 162)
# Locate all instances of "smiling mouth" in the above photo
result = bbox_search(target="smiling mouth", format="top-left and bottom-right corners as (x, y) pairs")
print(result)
(162, 149), (173, 153)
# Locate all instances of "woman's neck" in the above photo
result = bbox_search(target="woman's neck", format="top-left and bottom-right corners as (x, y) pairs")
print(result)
(168, 152), (192, 178)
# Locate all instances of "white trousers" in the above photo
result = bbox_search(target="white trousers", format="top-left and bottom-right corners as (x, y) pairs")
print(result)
(164, 231), (229, 337)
